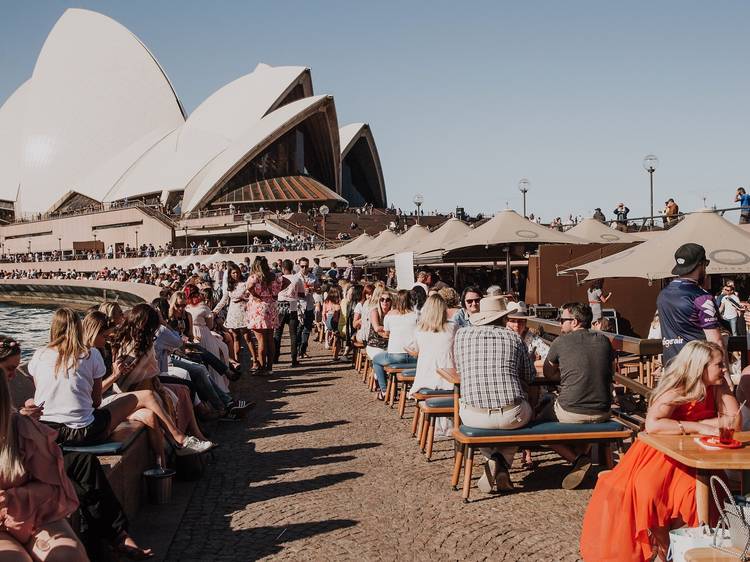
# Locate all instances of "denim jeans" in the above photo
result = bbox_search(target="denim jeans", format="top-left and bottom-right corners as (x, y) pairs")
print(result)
(297, 310), (315, 355)
(372, 352), (417, 392)
(170, 355), (232, 410)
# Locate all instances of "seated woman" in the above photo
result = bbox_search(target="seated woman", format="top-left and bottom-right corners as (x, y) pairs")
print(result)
(406, 294), (456, 436)
(0, 334), (90, 562)
(109, 304), (214, 466)
(580, 340), (739, 562)
(322, 286), (342, 361)
(29, 308), (209, 468)
(365, 285), (390, 364)
(372, 290), (418, 401)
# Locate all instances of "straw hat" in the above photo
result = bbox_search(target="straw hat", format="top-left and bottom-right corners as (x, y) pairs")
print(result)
(471, 296), (513, 326)
(507, 301), (529, 319)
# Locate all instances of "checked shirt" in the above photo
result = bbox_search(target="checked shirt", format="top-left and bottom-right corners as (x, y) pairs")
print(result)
(454, 325), (535, 409)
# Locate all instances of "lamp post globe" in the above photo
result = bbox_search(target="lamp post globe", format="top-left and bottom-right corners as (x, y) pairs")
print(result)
(642, 154), (659, 227)
(518, 178), (530, 218)
(413, 194), (424, 224)
(319, 205), (330, 247)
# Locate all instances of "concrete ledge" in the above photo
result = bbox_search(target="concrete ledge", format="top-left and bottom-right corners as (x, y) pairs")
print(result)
(0, 279), (160, 308)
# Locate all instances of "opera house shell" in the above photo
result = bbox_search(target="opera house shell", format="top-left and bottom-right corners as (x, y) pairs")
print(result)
(0, 8), (387, 219)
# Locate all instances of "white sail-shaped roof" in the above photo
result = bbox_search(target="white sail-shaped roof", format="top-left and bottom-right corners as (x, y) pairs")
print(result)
(181, 95), (339, 213)
(0, 80), (29, 202)
(12, 9), (185, 213)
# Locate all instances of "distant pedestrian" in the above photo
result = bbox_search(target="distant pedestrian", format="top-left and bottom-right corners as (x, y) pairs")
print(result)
(592, 208), (605, 223)
(612, 203), (629, 232)
(735, 187), (750, 224)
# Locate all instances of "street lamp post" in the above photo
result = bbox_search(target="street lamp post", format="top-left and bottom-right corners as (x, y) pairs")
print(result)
(413, 194), (424, 225)
(57, 237), (61, 253)
(183, 226), (188, 254)
(243, 213), (253, 251)
(642, 154), (659, 227)
(518, 178), (530, 218)
(319, 205), (329, 248)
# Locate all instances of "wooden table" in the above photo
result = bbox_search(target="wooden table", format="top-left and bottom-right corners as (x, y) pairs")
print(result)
(437, 368), (461, 426)
(685, 546), (745, 561)
(638, 431), (750, 524)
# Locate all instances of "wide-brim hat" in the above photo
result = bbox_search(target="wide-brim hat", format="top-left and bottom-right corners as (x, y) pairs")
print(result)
(671, 243), (708, 276)
(507, 301), (529, 319)
(471, 296), (513, 326)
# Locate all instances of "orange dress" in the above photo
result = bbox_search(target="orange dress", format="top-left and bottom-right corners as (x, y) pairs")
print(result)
(580, 386), (717, 561)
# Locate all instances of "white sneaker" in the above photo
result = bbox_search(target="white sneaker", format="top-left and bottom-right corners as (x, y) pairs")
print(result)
(176, 435), (214, 456)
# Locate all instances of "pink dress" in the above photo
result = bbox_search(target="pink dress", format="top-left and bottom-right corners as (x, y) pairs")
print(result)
(246, 273), (284, 330)
(1, 414), (79, 543)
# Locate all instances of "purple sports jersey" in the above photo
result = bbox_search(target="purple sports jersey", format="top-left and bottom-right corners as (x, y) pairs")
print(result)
(656, 278), (719, 364)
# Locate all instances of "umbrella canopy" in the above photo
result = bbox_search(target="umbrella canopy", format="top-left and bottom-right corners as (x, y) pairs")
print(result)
(200, 252), (229, 265)
(573, 209), (750, 281)
(411, 218), (471, 257)
(137, 256), (157, 268)
(354, 229), (398, 260)
(369, 225), (431, 261)
(566, 219), (644, 244)
(444, 209), (585, 259)
(324, 233), (373, 259)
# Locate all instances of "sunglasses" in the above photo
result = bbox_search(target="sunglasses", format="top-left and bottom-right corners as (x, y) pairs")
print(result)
(380, 298), (392, 303)
(559, 317), (575, 323)
(465, 298), (481, 304)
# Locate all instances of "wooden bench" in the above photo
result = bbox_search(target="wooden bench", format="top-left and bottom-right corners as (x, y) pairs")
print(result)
(451, 420), (633, 502)
(384, 365), (416, 406)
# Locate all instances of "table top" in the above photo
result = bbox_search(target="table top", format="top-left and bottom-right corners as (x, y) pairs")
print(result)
(638, 431), (750, 470)
(685, 546), (745, 561)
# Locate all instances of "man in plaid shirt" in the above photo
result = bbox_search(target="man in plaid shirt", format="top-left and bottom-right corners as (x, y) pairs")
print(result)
(454, 296), (535, 494)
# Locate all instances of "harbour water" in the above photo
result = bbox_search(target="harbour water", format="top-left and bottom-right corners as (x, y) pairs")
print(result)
(0, 303), (54, 360)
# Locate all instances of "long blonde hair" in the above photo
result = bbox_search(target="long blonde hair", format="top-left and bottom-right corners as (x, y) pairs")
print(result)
(418, 294), (449, 333)
(98, 301), (123, 326)
(0, 335), (24, 482)
(649, 340), (722, 407)
(369, 285), (385, 309)
(49, 308), (89, 376)
(82, 310), (109, 349)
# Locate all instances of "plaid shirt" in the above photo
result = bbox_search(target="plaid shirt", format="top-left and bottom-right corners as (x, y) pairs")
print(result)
(454, 325), (535, 409)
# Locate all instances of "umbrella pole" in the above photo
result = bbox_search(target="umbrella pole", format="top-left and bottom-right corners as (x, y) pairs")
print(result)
(505, 247), (511, 294)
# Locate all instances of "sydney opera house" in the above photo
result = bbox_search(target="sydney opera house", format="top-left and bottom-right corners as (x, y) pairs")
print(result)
(0, 9), (387, 254)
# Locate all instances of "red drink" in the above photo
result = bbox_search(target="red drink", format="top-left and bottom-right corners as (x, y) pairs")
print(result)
(719, 426), (735, 445)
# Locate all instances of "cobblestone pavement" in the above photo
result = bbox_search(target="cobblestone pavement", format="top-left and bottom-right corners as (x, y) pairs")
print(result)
(165, 341), (591, 561)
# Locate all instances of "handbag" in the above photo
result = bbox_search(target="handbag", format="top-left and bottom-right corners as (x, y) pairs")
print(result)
(710, 475), (750, 560)
(366, 324), (388, 349)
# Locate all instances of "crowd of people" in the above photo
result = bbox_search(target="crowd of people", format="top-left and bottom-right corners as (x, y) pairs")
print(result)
(3, 234), (750, 560)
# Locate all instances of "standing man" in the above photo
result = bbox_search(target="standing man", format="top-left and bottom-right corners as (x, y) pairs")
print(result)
(274, 259), (305, 366)
(295, 257), (318, 360)
(612, 203), (630, 232)
(656, 243), (722, 365)
(735, 187), (750, 224)
(342, 258), (361, 283)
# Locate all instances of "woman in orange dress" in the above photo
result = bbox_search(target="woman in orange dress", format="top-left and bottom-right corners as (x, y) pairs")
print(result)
(580, 340), (740, 562)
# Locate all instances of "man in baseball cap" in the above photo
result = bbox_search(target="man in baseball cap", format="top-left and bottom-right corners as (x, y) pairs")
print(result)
(657, 243), (721, 365)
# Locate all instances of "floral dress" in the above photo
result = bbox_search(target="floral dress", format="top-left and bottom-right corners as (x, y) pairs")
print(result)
(246, 273), (284, 330)
(213, 281), (248, 330)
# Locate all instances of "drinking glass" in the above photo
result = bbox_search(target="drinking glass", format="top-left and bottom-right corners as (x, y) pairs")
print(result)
(719, 412), (738, 445)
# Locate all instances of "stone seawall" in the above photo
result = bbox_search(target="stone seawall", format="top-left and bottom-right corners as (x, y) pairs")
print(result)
(0, 279), (161, 308)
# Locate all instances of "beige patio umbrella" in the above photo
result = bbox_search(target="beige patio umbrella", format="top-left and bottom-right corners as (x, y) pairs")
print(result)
(566, 218), (645, 244)
(572, 209), (750, 281)
(353, 229), (398, 260)
(412, 218), (472, 258)
(444, 209), (586, 288)
(368, 224), (431, 262)
(318, 233), (373, 260)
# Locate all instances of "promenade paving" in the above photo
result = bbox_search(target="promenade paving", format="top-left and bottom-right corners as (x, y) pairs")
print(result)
(162, 341), (590, 561)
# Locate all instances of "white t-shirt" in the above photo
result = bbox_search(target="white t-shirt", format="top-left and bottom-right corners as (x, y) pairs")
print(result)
(30, 347), (106, 428)
(722, 294), (741, 320)
(384, 312), (418, 354)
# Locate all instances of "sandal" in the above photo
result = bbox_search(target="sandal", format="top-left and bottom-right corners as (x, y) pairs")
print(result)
(114, 537), (154, 560)
(376, 391), (386, 401)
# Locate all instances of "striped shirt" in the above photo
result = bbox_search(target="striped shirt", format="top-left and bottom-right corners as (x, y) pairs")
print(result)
(454, 325), (535, 409)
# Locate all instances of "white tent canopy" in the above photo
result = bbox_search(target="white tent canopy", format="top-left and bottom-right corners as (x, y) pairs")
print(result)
(572, 209), (750, 280)
(322, 233), (373, 259)
(369, 224), (430, 261)
(566, 218), (644, 244)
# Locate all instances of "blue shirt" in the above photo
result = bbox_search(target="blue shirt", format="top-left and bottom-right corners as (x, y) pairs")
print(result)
(656, 278), (719, 364)
(739, 193), (750, 215)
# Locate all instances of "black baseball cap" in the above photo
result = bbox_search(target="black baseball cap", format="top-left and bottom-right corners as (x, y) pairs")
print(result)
(671, 243), (709, 276)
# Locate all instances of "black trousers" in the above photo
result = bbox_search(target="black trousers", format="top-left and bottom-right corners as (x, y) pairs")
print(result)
(64, 452), (128, 543)
(274, 307), (299, 362)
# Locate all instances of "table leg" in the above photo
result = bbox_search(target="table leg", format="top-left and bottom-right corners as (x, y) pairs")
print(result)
(696, 469), (710, 525)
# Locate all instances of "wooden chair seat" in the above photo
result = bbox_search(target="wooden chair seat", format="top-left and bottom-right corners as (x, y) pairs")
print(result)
(417, 397), (455, 460)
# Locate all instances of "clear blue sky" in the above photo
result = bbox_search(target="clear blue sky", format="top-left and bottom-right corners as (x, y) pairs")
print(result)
(2, 1), (749, 221)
